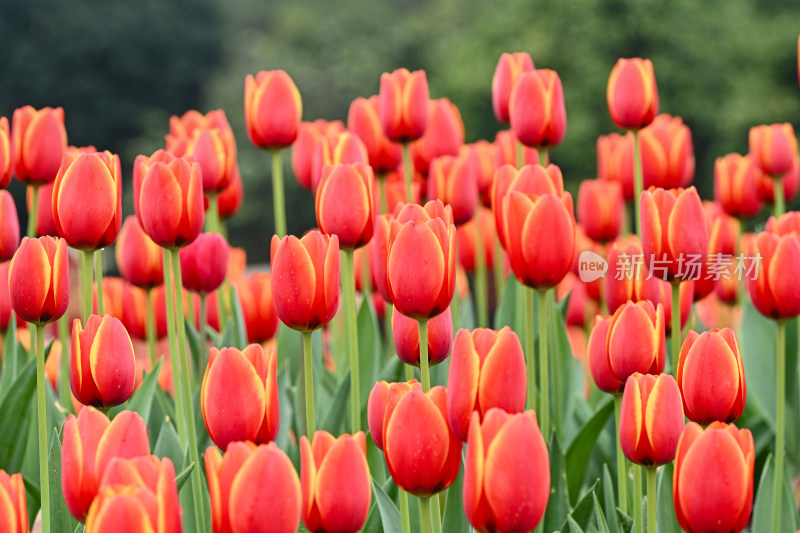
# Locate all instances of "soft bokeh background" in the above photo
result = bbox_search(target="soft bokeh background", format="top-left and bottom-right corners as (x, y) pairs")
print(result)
(2, 0), (799, 263)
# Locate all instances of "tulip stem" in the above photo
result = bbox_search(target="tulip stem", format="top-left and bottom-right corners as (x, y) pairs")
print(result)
(633, 465), (643, 533)
(633, 130), (643, 238)
(646, 467), (657, 533)
(378, 174), (389, 215)
(206, 192), (221, 234)
(145, 288), (158, 368)
(671, 282), (681, 371)
(162, 250), (186, 444)
(80, 250), (93, 322)
(271, 149), (287, 238)
(474, 210), (488, 327)
(419, 319), (430, 391)
(27, 185), (39, 237)
(34, 323), (50, 533)
(94, 250), (104, 315)
(540, 148), (549, 166)
(342, 250), (361, 431)
(614, 395), (629, 514)
(402, 142), (414, 203)
(170, 248), (208, 533)
(493, 237), (504, 303)
(774, 175), (785, 218)
(773, 319), (786, 533)
(399, 489), (411, 533)
(525, 288), (538, 412)
(302, 331), (315, 437)
(58, 315), (71, 411)
(538, 289), (550, 440)
(199, 294), (208, 368)
(516, 139), (524, 169)
(418, 496), (433, 533)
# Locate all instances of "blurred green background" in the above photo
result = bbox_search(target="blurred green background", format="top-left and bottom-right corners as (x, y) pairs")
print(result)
(1, 0), (798, 263)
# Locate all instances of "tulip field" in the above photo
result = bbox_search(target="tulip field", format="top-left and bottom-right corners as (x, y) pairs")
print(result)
(1, 40), (800, 533)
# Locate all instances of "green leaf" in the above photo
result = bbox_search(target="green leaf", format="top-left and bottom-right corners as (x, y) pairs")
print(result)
(109, 359), (163, 422)
(544, 434), (569, 533)
(229, 285), (248, 349)
(566, 397), (613, 502)
(594, 492), (611, 533)
(615, 509), (633, 533)
(738, 299), (777, 428)
(602, 464), (621, 533)
(561, 479), (599, 533)
(567, 516), (585, 533)
(0, 313), (22, 392)
(752, 454), (800, 533)
(0, 357), (36, 472)
(176, 461), (196, 492)
(357, 297), (380, 416)
(442, 461), (469, 533)
(493, 276), (518, 329)
(22, 475), (40, 529)
(366, 433), (386, 486)
(371, 478), (402, 533)
(184, 316), (203, 372)
(656, 462), (681, 533)
(319, 373), (350, 435)
(49, 428), (78, 532)
(154, 419), (184, 470)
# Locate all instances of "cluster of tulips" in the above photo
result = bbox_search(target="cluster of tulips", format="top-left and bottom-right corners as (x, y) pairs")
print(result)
(0, 37), (799, 533)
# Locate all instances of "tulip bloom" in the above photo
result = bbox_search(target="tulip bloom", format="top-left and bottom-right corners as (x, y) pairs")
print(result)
(462, 141), (496, 201)
(8, 236), (69, 324)
(447, 327), (527, 441)
(379, 68), (429, 143)
(205, 442), (301, 533)
(270, 231), (339, 331)
(619, 373), (684, 466)
(411, 98), (465, 176)
(52, 151), (122, 250)
(756, 155), (799, 205)
(509, 69), (567, 149)
(347, 96), (402, 173)
(607, 58), (659, 130)
(310, 132), (369, 194)
(244, 70), (302, 150)
(749, 123), (798, 177)
(121, 284), (168, 340)
(597, 132), (635, 200)
(0, 190), (20, 262)
(492, 52), (535, 124)
(216, 165), (244, 220)
(386, 200), (456, 320)
(0, 117), (11, 189)
(367, 381), (461, 496)
(677, 328), (746, 425)
(588, 301), (666, 393)
(427, 154), (479, 225)
(300, 431), (371, 533)
(457, 207), (495, 272)
(236, 273), (279, 344)
(71, 314), (136, 408)
(138, 154), (204, 248)
(0, 469), (28, 533)
(62, 408), (150, 522)
(577, 179), (624, 242)
(673, 422), (754, 533)
(494, 130), (540, 168)
(464, 409), (549, 532)
(369, 214), (392, 303)
(315, 163), (375, 249)
(638, 114), (695, 189)
(746, 229), (800, 319)
(179, 232), (229, 294)
(116, 216), (164, 289)
(640, 187), (708, 282)
(0, 262), (15, 332)
(201, 344), (279, 450)
(27, 181), (57, 237)
(292, 120), (345, 190)
(11, 106), (67, 184)
(392, 306), (452, 367)
(714, 153), (764, 218)
(174, 125), (236, 194)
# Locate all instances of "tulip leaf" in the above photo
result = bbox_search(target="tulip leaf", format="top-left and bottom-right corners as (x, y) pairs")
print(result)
(371, 478), (402, 533)
(0, 357), (36, 472)
(655, 462), (680, 533)
(566, 396), (613, 502)
(544, 434), (569, 533)
(442, 461), (469, 533)
(154, 419), (184, 471)
(176, 461), (195, 492)
(593, 492), (611, 533)
(22, 475), (40, 530)
(602, 464), (621, 533)
(229, 285), (248, 349)
(366, 433), (386, 486)
(738, 299), (778, 428)
(615, 508), (633, 533)
(320, 373), (350, 435)
(109, 358), (162, 424)
(184, 317), (203, 371)
(73, 525), (86, 533)
(561, 479), (599, 533)
(0, 313), (22, 392)
(752, 454), (800, 533)
(493, 277), (519, 330)
(567, 516), (585, 533)
(357, 297), (380, 414)
(49, 427), (79, 532)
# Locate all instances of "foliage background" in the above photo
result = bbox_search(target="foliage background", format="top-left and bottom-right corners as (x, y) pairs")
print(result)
(1, 0), (798, 262)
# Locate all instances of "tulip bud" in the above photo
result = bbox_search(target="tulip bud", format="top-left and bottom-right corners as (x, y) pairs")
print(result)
(461, 141), (496, 202)
(447, 327), (526, 441)
(292, 120), (345, 190)
(179, 126), (237, 194)
(392, 306), (452, 367)
(0, 470), (29, 532)
(464, 409), (549, 532)
(348, 96), (402, 174)
(201, 344), (279, 450)
(369, 214), (392, 303)
(638, 114), (695, 189)
(387, 200), (456, 320)
(510, 69), (567, 149)
(604, 238), (642, 313)
(714, 153), (764, 218)
(8, 236), (69, 325)
(62, 408), (150, 522)
(179, 232), (229, 294)
(216, 164), (244, 220)
(116, 216), (163, 289)
(382, 168), (423, 212)
(0, 262), (16, 332)
(597, 132), (635, 200)
(746, 229), (800, 319)
(749, 123), (798, 177)
(0, 190), (20, 262)
(11, 105), (67, 184)
(607, 58), (659, 130)
(379, 68), (429, 143)
(457, 207), (495, 273)
(244, 70), (302, 149)
(311, 132), (369, 194)
(411, 98), (464, 176)
(677, 329), (746, 425)
(315, 163), (375, 249)
(27, 181), (57, 237)
(494, 130), (539, 169)
(300, 431), (371, 533)
(756, 153), (800, 205)
(236, 273), (279, 344)
(427, 154), (479, 225)
(0, 117), (11, 189)
(673, 422), (754, 533)
(121, 284), (168, 340)
(492, 52), (535, 124)
(619, 373), (684, 466)
(577, 179), (624, 243)
(270, 231), (340, 332)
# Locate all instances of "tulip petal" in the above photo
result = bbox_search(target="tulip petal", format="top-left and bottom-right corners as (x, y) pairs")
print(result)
(387, 222), (445, 319)
(89, 317), (136, 407)
(446, 329), (480, 441)
(316, 437), (371, 532)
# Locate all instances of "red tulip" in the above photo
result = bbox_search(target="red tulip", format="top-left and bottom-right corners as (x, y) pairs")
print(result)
(116, 216), (164, 289)
(746, 229), (800, 319)
(461, 141), (496, 202)
(0, 261), (16, 332)
(492, 52), (535, 124)
(121, 284), (168, 340)
(348, 96), (402, 174)
(427, 154), (478, 225)
(292, 120), (345, 190)
(244, 70), (302, 150)
(167, 110), (237, 193)
(510, 69), (567, 149)
(756, 154), (800, 205)
(606, 58), (659, 130)
(386, 200), (456, 320)
(8, 236), (69, 324)
(673, 422), (754, 533)
(0, 469), (28, 533)
(300, 431), (371, 533)
(132, 149), (177, 222)
(379, 68), (429, 143)
(464, 409), (549, 532)
(27, 181), (57, 237)
(457, 207), (496, 272)
(714, 153), (764, 218)
(636, 276), (694, 336)
(236, 273), (279, 344)
(201, 344), (279, 450)
(62, 408), (150, 522)
(558, 273), (599, 328)
(0, 117), (11, 189)
(381, 167), (423, 212)
(597, 132), (635, 200)
(0, 190), (19, 262)
(180, 232), (229, 294)
(411, 98), (464, 175)
(392, 305), (452, 367)
(310, 132), (368, 194)
(639, 114), (695, 188)
(577, 179), (624, 243)
(619, 372), (684, 466)
(749, 123), (798, 177)
(369, 214), (392, 303)
(216, 164), (244, 220)
(11, 105), (67, 184)
(447, 327), (526, 441)
(94, 276), (125, 321)
(494, 130), (539, 169)
(270, 231), (339, 331)
(52, 151), (122, 250)
(316, 162), (375, 249)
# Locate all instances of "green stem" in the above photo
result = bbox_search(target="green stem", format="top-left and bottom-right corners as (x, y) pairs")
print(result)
(199, 294), (207, 369)
(419, 319), (430, 390)
(34, 324), (49, 533)
(80, 250), (93, 322)
(145, 288), (158, 369)
(343, 250), (361, 432)
(206, 192), (221, 234)
(516, 138), (524, 169)
(671, 282), (681, 371)
(538, 289), (550, 440)
(474, 211), (488, 327)
(539, 148), (549, 166)
(378, 174), (388, 215)
(216, 285), (229, 333)
(492, 237), (504, 304)
(399, 489), (411, 533)
(186, 291), (196, 328)
(162, 250), (186, 444)
(430, 493), (442, 533)
(525, 288), (538, 411)
(271, 149), (287, 237)
(302, 331), (315, 437)
(773, 320), (786, 533)
(647, 467), (657, 533)
(774, 175), (785, 218)
(418, 496), (433, 533)
(58, 315), (71, 411)
(633, 130), (644, 238)
(615, 395), (629, 514)
(94, 250), (104, 315)
(27, 185), (39, 238)
(402, 143), (413, 203)
(170, 248), (207, 533)
(633, 465), (644, 533)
